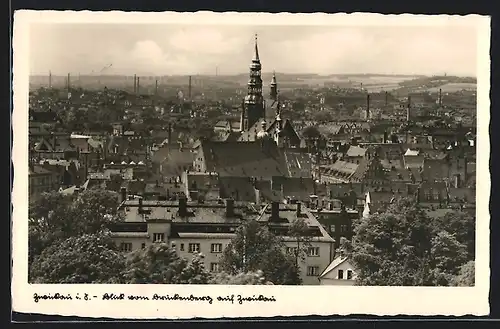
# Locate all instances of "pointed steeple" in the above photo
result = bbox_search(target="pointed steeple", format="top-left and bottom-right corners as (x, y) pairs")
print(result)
(253, 34), (260, 62)
(270, 70), (278, 100)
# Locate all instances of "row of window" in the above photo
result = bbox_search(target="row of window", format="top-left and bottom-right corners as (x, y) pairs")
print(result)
(152, 234), (225, 254)
(286, 246), (320, 257)
(330, 225), (349, 233)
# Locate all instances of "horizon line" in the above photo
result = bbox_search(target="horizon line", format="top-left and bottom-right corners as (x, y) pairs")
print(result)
(29, 72), (477, 78)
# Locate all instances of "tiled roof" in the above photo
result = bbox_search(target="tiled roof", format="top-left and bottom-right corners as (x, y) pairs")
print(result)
(319, 256), (349, 278)
(200, 140), (288, 180)
(346, 145), (367, 157)
(284, 151), (314, 178)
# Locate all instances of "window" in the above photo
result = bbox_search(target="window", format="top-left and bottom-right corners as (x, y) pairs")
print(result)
(340, 225), (348, 233)
(338, 269), (344, 279)
(307, 266), (319, 276)
(286, 247), (298, 255)
(141, 243), (146, 249)
(347, 270), (353, 280)
(180, 243), (184, 251)
(308, 247), (320, 257)
(330, 225), (336, 233)
(210, 263), (220, 273)
(189, 243), (201, 253)
(153, 233), (165, 243)
(211, 243), (222, 253)
(120, 243), (132, 252)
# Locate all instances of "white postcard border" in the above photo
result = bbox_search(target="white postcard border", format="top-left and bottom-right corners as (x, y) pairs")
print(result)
(12, 10), (491, 318)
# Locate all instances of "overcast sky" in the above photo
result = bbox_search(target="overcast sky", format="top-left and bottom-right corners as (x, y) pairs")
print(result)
(29, 24), (478, 77)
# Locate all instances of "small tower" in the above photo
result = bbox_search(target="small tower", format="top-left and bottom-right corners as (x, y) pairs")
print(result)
(270, 71), (278, 101)
(274, 96), (284, 147)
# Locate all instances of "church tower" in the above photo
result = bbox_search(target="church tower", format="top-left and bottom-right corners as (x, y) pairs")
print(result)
(242, 34), (265, 130)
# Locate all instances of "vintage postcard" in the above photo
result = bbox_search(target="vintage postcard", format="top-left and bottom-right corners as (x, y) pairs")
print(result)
(12, 11), (490, 319)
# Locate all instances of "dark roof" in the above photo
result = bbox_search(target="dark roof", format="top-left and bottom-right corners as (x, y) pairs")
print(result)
(199, 140), (288, 179)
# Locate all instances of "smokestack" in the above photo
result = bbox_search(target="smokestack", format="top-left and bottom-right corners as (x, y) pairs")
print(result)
(49, 71), (52, 88)
(296, 202), (302, 217)
(225, 198), (235, 217)
(155, 79), (158, 97)
(178, 196), (188, 217)
(407, 96), (412, 122)
(188, 75), (192, 101)
(366, 94), (370, 121)
(136, 77), (140, 95)
(133, 74), (137, 93)
(168, 122), (172, 143)
(67, 73), (70, 90)
(271, 201), (280, 222)
(439, 88), (442, 107)
(385, 91), (388, 106)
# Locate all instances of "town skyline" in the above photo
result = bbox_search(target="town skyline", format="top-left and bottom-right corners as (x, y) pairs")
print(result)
(29, 24), (478, 77)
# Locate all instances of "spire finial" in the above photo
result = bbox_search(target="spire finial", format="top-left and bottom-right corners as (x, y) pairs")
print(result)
(253, 33), (260, 61)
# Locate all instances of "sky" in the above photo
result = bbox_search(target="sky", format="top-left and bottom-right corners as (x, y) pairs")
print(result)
(29, 23), (478, 77)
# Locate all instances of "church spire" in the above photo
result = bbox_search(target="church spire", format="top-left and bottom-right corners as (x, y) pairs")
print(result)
(253, 34), (260, 62)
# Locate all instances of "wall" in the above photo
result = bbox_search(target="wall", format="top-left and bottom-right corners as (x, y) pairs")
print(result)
(113, 236), (149, 252)
(319, 259), (356, 286)
(170, 237), (232, 273)
(288, 240), (333, 285)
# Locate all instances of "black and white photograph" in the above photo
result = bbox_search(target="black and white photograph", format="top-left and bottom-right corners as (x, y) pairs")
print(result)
(12, 11), (490, 318)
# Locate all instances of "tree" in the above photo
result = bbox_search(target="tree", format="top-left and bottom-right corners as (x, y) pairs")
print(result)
(29, 232), (126, 283)
(301, 126), (322, 140)
(452, 261), (475, 287)
(287, 218), (312, 267)
(209, 270), (272, 285)
(221, 220), (301, 285)
(123, 244), (211, 284)
(29, 188), (123, 268)
(432, 211), (475, 260)
(348, 198), (474, 286)
(349, 198), (436, 286)
(430, 231), (469, 285)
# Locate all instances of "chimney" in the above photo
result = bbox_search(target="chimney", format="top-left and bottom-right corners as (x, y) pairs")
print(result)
(296, 202), (302, 217)
(136, 77), (140, 95)
(178, 196), (188, 217)
(188, 75), (192, 101)
(133, 74), (137, 93)
(67, 73), (71, 90)
(385, 91), (388, 106)
(225, 198), (235, 217)
(454, 174), (461, 188)
(439, 88), (442, 107)
(120, 187), (127, 203)
(138, 197), (143, 212)
(271, 201), (280, 222)
(49, 70), (52, 88)
(155, 79), (158, 98)
(463, 156), (468, 184)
